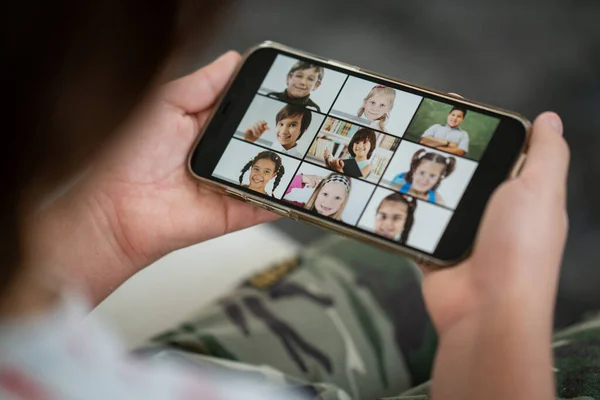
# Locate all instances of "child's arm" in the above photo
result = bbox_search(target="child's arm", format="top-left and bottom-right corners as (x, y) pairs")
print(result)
(435, 192), (446, 206)
(244, 121), (269, 142)
(326, 158), (344, 173)
(284, 174), (304, 197)
(420, 136), (448, 148)
(323, 148), (344, 172)
(301, 174), (323, 188)
(360, 163), (372, 178)
(436, 142), (466, 156)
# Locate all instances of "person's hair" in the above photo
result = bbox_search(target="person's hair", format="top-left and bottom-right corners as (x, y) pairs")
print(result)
(405, 149), (456, 191)
(275, 104), (312, 141)
(348, 128), (377, 159)
(357, 85), (396, 131)
(450, 106), (467, 118)
(376, 193), (417, 243)
(304, 173), (351, 221)
(238, 151), (285, 196)
(3, 1), (228, 296)
(287, 61), (325, 84)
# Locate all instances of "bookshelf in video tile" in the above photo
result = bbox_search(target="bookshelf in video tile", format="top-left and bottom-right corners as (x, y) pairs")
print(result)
(213, 54), (500, 254)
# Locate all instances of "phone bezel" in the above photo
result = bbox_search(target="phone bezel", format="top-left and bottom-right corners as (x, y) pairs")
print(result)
(188, 41), (531, 267)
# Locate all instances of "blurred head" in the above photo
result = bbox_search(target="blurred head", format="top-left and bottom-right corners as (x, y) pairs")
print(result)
(305, 174), (351, 220)
(405, 149), (456, 193)
(348, 128), (377, 160)
(275, 104), (312, 149)
(2, 1), (228, 297)
(285, 62), (324, 98)
(447, 107), (467, 128)
(358, 85), (395, 122)
(375, 193), (416, 243)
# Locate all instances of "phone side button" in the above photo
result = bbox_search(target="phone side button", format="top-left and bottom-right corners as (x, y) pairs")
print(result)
(225, 189), (246, 202)
(245, 197), (268, 210)
(267, 204), (291, 218)
(246, 199), (289, 217)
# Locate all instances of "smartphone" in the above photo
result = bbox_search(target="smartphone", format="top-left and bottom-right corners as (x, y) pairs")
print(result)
(189, 41), (530, 267)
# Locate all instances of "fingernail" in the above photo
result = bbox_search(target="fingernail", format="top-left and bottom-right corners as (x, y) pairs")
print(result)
(546, 113), (563, 135)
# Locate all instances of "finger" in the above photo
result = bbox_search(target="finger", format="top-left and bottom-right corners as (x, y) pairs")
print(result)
(417, 262), (433, 276)
(163, 51), (241, 112)
(448, 92), (463, 98)
(519, 112), (569, 196)
(223, 198), (280, 233)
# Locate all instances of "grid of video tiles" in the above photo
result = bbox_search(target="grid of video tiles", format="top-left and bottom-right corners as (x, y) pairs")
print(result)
(212, 54), (501, 253)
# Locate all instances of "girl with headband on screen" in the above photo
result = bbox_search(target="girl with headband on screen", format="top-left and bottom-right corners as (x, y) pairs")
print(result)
(239, 151), (285, 196)
(374, 193), (417, 243)
(357, 85), (396, 132)
(283, 172), (351, 220)
(390, 149), (455, 206)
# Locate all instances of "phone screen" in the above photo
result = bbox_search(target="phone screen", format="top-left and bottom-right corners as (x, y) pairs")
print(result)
(200, 49), (525, 260)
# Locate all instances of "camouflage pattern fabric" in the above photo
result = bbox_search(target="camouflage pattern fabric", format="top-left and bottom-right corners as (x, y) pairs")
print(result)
(138, 236), (600, 400)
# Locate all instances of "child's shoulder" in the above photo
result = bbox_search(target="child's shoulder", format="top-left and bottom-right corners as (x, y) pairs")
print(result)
(306, 98), (321, 112)
(391, 172), (407, 185)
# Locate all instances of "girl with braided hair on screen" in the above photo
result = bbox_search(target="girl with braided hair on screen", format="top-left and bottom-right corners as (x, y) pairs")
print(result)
(390, 149), (455, 206)
(239, 151), (285, 196)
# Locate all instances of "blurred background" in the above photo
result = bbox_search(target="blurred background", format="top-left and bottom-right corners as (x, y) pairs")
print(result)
(96, 0), (600, 339)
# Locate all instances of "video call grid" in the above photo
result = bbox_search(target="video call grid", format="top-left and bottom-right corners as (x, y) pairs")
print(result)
(215, 55), (500, 251)
(248, 92), (458, 213)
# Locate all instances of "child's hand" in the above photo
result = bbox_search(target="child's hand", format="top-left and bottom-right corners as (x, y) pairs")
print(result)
(244, 120), (269, 142)
(301, 174), (323, 188)
(29, 52), (278, 305)
(422, 112), (569, 400)
(327, 158), (345, 173)
(323, 148), (332, 160)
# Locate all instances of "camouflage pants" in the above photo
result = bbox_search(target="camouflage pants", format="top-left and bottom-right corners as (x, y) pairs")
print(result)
(138, 236), (600, 400)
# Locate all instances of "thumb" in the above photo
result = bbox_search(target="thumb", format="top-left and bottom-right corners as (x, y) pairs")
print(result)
(163, 51), (241, 113)
(519, 112), (569, 200)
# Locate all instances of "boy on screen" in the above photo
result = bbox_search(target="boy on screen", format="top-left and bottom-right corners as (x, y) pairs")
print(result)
(419, 106), (470, 156)
(244, 104), (313, 158)
(267, 61), (324, 112)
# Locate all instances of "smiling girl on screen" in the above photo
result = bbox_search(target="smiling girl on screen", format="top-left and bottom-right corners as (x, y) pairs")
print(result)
(390, 149), (455, 206)
(357, 85), (396, 132)
(239, 151), (285, 196)
(283, 173), (351, 221)
(324, 128), (377, 179)
(374, 193), (417, 243)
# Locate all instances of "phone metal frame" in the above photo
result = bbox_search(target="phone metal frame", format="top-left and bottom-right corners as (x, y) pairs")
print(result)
(187, 41), (532, 268)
